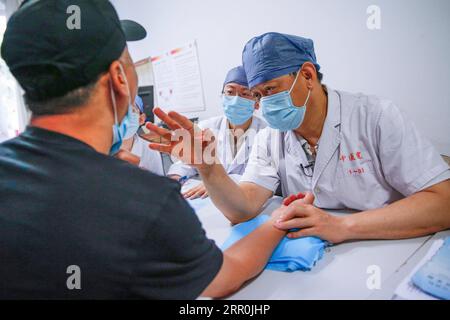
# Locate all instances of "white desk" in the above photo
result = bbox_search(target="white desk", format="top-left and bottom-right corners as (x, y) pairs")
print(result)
(187, 183), (443, 300)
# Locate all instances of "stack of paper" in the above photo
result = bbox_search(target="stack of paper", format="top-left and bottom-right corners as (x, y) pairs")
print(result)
(394, 239), (447, 300)
(412, 237), (450, 299)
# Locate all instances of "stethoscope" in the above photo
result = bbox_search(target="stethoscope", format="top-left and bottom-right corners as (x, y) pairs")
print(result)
(281, 132), (317, 178)
(300, 162), (315, 178)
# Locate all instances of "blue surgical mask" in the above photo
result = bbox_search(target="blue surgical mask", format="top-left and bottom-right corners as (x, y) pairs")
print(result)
(122, 105), (140, 140)
(110, 105), (137, 155)
(260, 71), (311, 132)
(222, 95), (255, 125)
(109, 64), (138, 155)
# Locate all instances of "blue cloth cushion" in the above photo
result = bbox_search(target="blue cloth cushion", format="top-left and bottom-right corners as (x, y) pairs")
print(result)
(221, 214), (326, 272)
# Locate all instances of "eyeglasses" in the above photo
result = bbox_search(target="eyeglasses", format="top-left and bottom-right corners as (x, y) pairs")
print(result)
(222, 86), (254, 100)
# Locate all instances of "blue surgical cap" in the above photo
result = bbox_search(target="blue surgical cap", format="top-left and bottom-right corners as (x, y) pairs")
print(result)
(135, 95), (144, 113)
(242, 32), (321, 88)
(223, 66), (248, 89)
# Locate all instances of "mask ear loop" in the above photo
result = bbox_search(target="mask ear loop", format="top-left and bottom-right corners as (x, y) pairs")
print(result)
(288, 69), (302, 94)
(303, 89), (312, 107)
(289, 68), (312, 107)
(109, 78), (119, 125)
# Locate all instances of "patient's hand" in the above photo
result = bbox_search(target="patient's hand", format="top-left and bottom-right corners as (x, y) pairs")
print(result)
(183, 182), (209, 200)
(270, 192), (314, 223)
(273, 192), (348, 244)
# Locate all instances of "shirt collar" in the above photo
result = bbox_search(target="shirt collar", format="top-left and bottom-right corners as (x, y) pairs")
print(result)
(23, 126), (96, 151)
(323, 85), (342, 130)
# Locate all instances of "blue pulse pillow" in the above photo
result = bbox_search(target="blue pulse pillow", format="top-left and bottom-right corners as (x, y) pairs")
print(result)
(221, 214), (326, 272)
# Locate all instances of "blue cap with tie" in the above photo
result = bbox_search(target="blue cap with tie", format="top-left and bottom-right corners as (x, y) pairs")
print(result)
(223, 66), (249, 89)
(242, 32), (321, 88)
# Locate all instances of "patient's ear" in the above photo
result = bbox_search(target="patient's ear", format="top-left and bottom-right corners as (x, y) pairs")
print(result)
(108, 60), (128, 98)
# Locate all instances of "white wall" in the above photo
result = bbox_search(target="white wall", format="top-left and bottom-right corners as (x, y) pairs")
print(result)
(112, 0), (450, 155)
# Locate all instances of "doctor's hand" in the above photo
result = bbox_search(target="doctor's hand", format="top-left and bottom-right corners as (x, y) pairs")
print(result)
(146, 108), (217, 171)
(183, 183), (209, 200)
(273, 193), (349, 244)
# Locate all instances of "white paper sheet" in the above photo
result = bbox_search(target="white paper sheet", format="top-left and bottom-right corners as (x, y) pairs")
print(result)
(151, 41), (205, 113)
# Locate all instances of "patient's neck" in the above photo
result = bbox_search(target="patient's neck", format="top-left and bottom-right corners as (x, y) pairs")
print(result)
(30, 104), (113, 155)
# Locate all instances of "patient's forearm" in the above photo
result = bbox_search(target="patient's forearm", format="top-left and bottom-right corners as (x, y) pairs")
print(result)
(344, 181), (450, 240)
(225, 220), (286, 279)
(202, 219), (286, 298)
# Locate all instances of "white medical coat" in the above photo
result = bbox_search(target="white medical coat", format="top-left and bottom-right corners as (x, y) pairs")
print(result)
(131, 135), (165, 176)
(241, 87), (450, 211)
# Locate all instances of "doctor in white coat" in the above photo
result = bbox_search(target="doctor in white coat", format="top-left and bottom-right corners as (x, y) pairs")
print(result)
(148, 33), (450, 244)
(167, 66), (266, 199)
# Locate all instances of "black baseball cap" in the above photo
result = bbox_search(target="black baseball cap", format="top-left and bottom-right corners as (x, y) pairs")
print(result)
(1, 0), (147, 102)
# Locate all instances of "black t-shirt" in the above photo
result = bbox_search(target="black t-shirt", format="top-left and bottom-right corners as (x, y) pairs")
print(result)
(0, 127), (223, 299)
